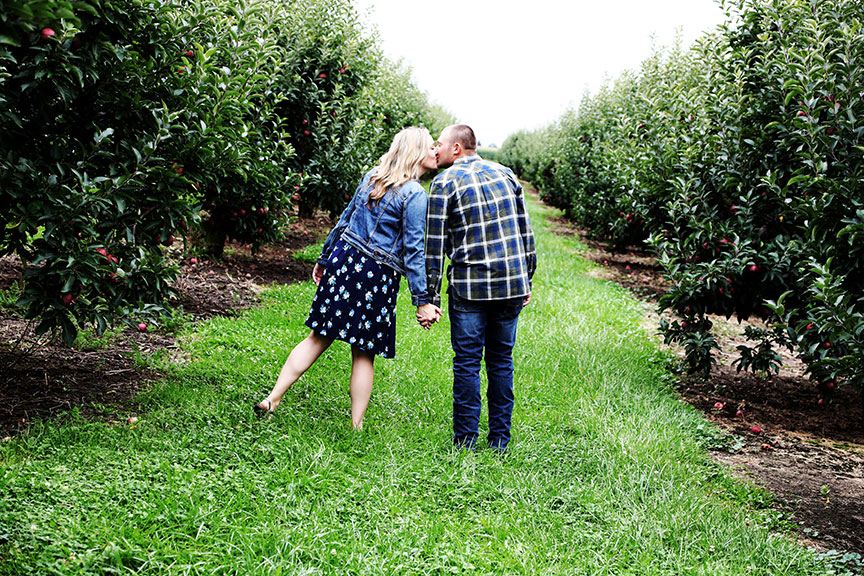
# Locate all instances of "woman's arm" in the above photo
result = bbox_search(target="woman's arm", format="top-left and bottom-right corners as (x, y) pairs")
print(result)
(402, 184), (430, 307)
(317, 174), (369, 265)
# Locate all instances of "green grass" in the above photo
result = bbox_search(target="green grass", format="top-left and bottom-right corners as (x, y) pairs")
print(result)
(0, 200), (842, 575)
(0, 280), (22, 312)
(292, 241), (324, 264)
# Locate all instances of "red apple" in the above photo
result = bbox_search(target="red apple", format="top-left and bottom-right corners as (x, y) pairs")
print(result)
(713, 402), (724, 410)
(189, 257), (198, 265)
(735, 410), (744, 417)
(61, 293), (73, 306)
(137, 322), (147, 331)
(749, 265), (759, 273)
(40, 28), (55, 41)
(183, 50), (194, 57)
(750, 425), (762, 434)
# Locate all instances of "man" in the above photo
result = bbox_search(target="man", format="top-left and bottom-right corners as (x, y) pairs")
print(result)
(417, 124), (536, 451)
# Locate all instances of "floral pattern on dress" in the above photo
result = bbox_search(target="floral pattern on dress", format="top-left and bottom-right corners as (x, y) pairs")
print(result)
(305, 239), (400, 358)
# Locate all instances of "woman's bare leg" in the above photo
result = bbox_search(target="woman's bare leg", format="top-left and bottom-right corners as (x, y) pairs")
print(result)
(349, 346), (375, 430)
(259, 331), (333, 411)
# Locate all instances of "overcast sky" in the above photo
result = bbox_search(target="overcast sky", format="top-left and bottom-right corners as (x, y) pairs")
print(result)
(352, 0), (727, 147)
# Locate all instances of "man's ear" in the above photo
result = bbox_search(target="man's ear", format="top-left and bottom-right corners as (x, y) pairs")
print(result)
(452, 142), (463, 156)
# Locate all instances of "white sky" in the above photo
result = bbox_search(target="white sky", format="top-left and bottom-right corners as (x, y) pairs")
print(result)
(352, 0), (727, 147)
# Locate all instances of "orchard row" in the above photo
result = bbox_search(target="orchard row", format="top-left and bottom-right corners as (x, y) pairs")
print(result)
(0, 0), (453, 343)
(501, 0), (864, 391)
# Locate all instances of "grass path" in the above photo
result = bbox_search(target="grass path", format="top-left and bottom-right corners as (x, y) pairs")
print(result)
(0, 198), (838, 575)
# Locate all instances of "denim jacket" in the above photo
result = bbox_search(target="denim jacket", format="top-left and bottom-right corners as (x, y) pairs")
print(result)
(318, 170), (430, 306)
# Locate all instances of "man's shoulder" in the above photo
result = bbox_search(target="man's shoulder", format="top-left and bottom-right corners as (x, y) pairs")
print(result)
(434, 157), (516, 182)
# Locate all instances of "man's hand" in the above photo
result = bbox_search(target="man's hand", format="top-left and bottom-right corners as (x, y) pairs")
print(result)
(312, 263), (325, 286)
(522, 292), (532, 306)
(416, 303), (442, 329)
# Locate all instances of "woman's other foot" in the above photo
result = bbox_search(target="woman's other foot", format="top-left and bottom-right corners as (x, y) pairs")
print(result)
(252, 399), (273, 418)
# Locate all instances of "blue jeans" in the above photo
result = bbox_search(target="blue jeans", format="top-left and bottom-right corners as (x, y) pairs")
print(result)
(449, 293), (523, 450)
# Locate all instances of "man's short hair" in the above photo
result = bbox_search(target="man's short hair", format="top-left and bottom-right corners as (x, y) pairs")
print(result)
(450, 125), (477, 150)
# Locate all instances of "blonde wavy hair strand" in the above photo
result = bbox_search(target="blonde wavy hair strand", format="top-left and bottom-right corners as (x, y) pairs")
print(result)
(367, 127), (432, 205)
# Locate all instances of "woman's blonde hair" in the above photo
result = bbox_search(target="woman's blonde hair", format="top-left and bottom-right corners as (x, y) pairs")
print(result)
(367, 127), (432, 205)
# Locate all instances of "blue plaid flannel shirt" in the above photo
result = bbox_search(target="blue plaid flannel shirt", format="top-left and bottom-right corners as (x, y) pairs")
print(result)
(425, 155), (536, 306)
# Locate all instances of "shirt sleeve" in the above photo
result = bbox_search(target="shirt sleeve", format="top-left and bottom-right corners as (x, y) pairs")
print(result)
(425, 177), (450, 307)
(401, 185), (430, 306)
(514, 177), (537, 286)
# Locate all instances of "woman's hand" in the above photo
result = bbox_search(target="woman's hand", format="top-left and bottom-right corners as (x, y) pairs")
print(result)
(312, 263), (325, 286)
(416, 303), (442, 329)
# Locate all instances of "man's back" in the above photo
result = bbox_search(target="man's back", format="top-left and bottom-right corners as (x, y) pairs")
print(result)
(426, 155), (536, 304)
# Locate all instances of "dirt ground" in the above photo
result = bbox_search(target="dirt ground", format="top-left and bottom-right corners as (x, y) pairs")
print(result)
(1, 203), (862, 561)
(548, 215), (864, 558)
(0, 212), (330, 437)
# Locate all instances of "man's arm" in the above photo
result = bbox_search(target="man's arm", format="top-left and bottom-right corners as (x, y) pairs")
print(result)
(425, 177), (450, 307)
(514, 178), (537, 286)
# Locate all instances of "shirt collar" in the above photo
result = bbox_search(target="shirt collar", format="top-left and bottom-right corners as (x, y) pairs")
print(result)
(454, 154), (481, 165)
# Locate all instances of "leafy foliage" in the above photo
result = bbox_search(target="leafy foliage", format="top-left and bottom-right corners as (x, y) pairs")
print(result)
(501, 0), (864, 391)
(0, 0), (450, 344)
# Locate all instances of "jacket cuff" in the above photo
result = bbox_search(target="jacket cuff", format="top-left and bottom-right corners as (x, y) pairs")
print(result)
(412, 294), (431, 307)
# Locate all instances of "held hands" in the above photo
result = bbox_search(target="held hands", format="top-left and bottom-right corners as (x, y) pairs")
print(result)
(416, 303), (442, 330)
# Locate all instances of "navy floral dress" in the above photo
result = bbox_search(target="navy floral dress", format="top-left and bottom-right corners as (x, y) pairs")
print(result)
(305, 239), (400, 358)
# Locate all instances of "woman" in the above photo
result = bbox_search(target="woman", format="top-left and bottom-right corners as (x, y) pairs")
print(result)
(253, 127), (441, 429)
